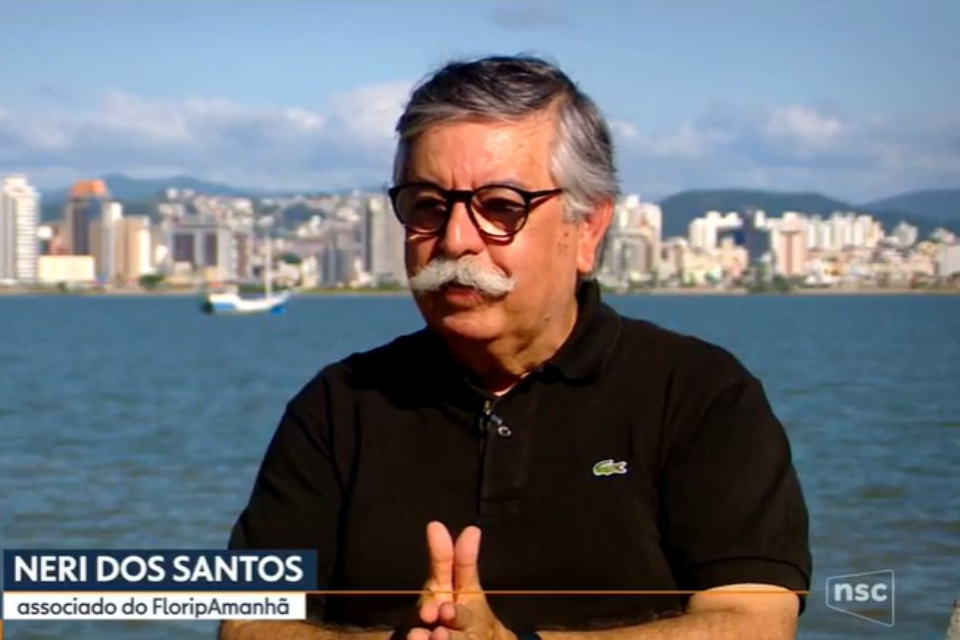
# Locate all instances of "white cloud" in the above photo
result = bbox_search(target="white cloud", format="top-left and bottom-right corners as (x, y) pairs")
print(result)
(609, 120), (638, 139)
(611, 119), (725, 159)
(326, 81), (413, 147)
(612, 104), (960, 201)
(92, 90), (193, 142)
(0, 84), (413, 190)
(282, 108), (324, 132)
(0, 88), (956, 202)
(763, 105), (844, 150)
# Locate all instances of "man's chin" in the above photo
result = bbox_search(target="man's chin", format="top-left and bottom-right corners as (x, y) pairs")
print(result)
(415, 288), (506, 338)
(431, 310), (504, 344)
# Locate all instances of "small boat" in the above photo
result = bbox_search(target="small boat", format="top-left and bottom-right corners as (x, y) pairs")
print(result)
(201, 214), (291, 316)
(201, 289), (290, 315)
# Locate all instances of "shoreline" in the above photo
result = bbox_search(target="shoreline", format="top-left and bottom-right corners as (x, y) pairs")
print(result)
(2, 286), (958, 297)
(638, 287), (960, 296)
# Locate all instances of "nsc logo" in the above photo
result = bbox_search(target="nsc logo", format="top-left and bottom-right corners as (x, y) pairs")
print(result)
(825, 570), (895, 627)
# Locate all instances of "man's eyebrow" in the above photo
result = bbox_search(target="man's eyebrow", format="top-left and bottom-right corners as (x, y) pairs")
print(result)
(487, 178), (530, 190)
(399, 177), (533, 190)
(401, 176), (441, 187)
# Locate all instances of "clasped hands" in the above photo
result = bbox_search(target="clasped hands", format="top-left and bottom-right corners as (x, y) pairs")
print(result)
(407, 521), (517, 640)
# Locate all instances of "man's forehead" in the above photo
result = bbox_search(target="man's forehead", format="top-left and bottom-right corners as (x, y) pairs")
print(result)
(411, 108), (558, 142)
(395, 109), (559, 187)
(402, 131), (553, 188)
(404, 115), (556, 163)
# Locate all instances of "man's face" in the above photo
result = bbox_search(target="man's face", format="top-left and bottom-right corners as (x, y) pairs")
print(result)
(400, 111), (608, 343)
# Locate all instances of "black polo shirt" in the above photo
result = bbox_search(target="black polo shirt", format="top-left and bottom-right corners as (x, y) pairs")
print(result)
(228, 280), (811, 630)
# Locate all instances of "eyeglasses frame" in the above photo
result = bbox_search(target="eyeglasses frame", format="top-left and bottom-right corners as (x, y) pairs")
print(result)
(387, 182), (564, 239)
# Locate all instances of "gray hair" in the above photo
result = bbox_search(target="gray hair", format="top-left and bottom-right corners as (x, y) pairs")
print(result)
(392, 55), (620, 224)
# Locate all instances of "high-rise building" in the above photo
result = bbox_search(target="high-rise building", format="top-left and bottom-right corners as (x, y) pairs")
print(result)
(89, 201), (124, 283)
(806, 215), (833, 250)
(892, 222), (919, 249)
(742, 210), (772, 268)
(689, 211), (722, 251)
(601, 195), (663, 283)
(855, 214), (882, 248)
(658, 238), (685, 283)
(166, 217), (242, 282)
(320, 222), (361, 287)
(117, 216), (155, 284)
(937, 244), (960, 278)
(770, 212), (808, 277)
(635, 200), (662, 278)
(687, 210), (742, 252)
(0, 175), (40, 283)
(62, 180), (109, 256)
(363, 194), (407, 286)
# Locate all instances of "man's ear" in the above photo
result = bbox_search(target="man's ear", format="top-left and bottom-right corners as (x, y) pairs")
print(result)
(576, 199), (614, 277)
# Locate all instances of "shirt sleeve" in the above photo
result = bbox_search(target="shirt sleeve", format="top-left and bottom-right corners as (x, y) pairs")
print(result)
(227, 375), (342, 619)
(658, 372), (812, 613)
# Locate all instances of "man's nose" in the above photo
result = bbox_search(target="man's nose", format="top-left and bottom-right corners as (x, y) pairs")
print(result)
(439, 201), (485, 256)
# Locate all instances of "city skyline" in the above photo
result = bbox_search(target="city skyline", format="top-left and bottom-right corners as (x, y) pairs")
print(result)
(3, 172), (958, 292)
(0, 0), (958, 202)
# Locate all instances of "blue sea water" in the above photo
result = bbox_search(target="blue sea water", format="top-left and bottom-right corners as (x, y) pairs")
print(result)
(2, 292), (959, 639)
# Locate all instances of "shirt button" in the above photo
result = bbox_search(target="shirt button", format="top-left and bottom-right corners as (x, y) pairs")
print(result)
(497, 424), (512, 437)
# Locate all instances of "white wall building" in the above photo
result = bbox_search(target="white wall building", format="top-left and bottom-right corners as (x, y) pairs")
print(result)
(96, 201), (124, 282)
(688, 210), (741, 251)
(0, 175), (40, 283)
(767, 212), (808, 277)
(363, 194), (407, 286)
(689, 211), (722, 251)
(600, 194), (663, 283)
(37, 255), (96, 284)
(892, 222), (919, 248)
(938, 244), (960, 278)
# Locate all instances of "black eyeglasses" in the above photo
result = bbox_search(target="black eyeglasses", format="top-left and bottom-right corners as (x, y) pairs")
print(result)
(387, 182), (563, 239)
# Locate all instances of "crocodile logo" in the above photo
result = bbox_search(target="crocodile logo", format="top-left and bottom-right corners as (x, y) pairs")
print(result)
(592, 458), (628, 477)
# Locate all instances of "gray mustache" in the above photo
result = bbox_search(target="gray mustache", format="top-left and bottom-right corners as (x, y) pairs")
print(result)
(409, 256), (516, 297)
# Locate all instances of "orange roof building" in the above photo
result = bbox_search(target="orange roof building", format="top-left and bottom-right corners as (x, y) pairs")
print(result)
(69, 179), (109, 199)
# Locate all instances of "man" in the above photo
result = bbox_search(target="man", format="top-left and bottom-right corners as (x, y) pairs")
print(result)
(220, 55), (811, 640)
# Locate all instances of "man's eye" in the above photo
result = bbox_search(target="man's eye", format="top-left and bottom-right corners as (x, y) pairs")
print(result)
(479, 198), (524, 216)
(412, 196), (446, 211)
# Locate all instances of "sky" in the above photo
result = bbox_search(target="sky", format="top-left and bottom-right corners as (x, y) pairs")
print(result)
(0, 0), (958, 202)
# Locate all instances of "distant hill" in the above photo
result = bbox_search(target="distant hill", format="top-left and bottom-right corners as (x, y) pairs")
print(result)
(658, 189), (850, 237)
(863, 189), (960, 222)
(39, 174), (290, 222)
(40, 196), (158, 222)
(43, 174), (257, 205)
(37, 174), (960, 239)
(37, 174), (380, 222)
(659, 188), (960, 239)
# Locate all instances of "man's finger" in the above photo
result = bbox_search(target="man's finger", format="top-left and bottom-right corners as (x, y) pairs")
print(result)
(430, 626), (451, 640)
(453, 526), (482, 593)
(408, 627), (432, 640)
(438, 600), (473, 629)
(438, 600), (457, 626)
(426, 521), (454, 598)
(418, 597), (441, 625)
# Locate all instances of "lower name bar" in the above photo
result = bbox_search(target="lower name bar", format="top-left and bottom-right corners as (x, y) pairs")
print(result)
(3, 592), (306, 620)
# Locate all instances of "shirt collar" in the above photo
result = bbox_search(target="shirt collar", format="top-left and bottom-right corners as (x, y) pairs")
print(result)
(422, 278), (622, 387)
(541, 278), (622, 381)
